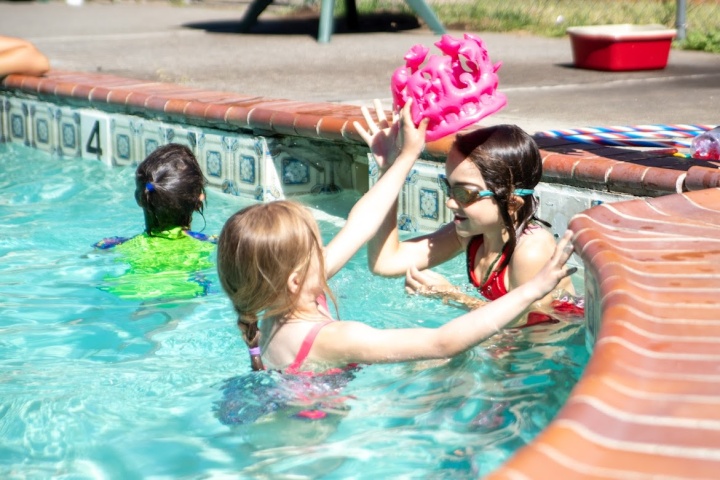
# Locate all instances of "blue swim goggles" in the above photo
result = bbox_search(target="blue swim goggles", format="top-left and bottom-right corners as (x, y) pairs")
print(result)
(440, 178), (534, 206)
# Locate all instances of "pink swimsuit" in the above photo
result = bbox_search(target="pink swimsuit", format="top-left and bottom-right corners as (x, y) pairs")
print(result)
(284, 296), (358, 375)
(285, 320), (337, 375)
(283, 318), (359, 420)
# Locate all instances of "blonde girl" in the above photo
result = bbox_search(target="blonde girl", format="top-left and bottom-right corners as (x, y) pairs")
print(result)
(217, 102), (576, 373)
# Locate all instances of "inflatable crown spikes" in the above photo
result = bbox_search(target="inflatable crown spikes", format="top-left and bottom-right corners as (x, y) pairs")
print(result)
(391, 33), (507, 142)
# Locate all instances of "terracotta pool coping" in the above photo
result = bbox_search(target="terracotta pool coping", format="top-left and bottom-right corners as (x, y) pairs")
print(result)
(4, 70), (720, 478)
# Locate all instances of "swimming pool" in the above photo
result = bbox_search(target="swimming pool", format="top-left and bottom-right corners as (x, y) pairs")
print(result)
(0, 143), (588, 478)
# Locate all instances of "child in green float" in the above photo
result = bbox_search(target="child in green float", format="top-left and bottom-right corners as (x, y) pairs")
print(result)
(94, 144), (216, 300)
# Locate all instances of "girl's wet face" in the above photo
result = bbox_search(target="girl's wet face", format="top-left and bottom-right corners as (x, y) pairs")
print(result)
(444, 148), (504, 238)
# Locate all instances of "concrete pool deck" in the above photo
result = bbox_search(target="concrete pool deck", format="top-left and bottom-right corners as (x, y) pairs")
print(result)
(1, 0), (719, 134)
(2, 1), (720, 479)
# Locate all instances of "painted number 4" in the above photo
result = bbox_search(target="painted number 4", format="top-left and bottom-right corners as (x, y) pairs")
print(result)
(86, 120), (102, 156)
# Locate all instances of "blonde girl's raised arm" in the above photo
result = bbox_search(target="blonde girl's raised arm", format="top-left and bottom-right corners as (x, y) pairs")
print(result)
(354, 101), (462, 277)
(316, 231), (577, 364)
(324, 101), (428, 279)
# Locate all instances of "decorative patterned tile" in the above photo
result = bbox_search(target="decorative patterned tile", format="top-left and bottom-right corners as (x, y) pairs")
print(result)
(282, 157), (311, 186)
(30, 101), (57, 155)
(286, 156), (338, 195)
(196, 129), (232, 189)
(399, 160), (452, 233)
(237, 152), (256, 184)
(55, 107), (82, 159)
(5, 98), (31, 146)
(229, 135), (265, 199)
(162, 123), (198, 156)
(263, 137), (330, 196)
(110, 117), (138, 167)
(137, 119), (165, 161)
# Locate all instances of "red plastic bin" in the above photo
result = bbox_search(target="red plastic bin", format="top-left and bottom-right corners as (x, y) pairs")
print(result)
(566, 24), (677, 71)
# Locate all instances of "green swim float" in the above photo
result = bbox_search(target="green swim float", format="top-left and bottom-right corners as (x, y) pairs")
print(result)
(94, 227), (217, 301)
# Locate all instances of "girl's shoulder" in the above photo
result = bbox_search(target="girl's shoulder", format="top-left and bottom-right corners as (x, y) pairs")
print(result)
(92, 226), (214, 250)
(506, 226), (558, 286)
(519, 222), (555, 242)
(513, 226), (557, 261)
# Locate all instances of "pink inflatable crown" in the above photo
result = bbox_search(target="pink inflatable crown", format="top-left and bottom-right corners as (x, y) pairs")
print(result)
(391, 33), (507, 142)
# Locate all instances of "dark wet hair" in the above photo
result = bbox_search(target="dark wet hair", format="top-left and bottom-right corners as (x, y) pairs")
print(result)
(453, 124), (549, 271)
(134, 144), (207, 234)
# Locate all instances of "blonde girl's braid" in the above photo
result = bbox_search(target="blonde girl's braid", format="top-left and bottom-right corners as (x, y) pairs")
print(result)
(218, 200), (336, 372)
(237, 312), (264, 371)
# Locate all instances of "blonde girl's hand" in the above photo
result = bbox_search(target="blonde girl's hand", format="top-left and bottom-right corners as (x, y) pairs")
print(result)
(528, 230), (578, 300)
(353, 99), (401, 172)
(397, 99), (428, 160)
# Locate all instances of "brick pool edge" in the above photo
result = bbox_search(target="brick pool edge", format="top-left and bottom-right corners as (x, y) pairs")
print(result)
(4, 70), (720, 478)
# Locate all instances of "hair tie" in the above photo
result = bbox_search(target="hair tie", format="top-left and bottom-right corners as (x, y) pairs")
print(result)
(146, 182), (155, 192)
(249, 346), (261, 356)
(513, 189), (534, 196)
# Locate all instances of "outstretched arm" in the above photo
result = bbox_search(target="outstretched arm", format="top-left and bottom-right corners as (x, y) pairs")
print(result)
(324, 101), (427, 278)
(353, 100), (406, 276)
(0, 36), (50, 77)
(317, 231), (577, 365)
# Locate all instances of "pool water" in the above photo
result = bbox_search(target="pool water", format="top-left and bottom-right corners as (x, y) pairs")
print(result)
(0, 143), (589, 478)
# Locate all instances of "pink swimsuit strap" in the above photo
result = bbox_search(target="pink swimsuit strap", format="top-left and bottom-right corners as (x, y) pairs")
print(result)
(285, 320), (334, 375)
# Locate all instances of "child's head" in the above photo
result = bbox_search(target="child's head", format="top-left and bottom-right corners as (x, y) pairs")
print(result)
(449, 124), (546, 263)
(217, 201), (334, 370)
(451, 124), (543, 232)
(134, 144), (207, 233)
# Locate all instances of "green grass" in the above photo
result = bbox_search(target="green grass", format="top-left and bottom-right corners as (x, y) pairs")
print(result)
(326, 0), (720, 53)
(682, 30), (720, 53)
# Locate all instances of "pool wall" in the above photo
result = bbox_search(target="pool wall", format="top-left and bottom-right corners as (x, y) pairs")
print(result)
(3, 70), (720, 478)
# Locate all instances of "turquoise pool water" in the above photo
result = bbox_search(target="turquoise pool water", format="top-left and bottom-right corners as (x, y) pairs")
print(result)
(0, 143), (589, 478)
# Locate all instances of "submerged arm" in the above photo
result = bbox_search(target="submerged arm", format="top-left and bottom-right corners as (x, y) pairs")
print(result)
(405, 265), (487, 310)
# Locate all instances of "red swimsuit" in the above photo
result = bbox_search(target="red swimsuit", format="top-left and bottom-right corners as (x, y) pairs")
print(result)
(466, 235), (555, 327)
(467, 236), (511, 301)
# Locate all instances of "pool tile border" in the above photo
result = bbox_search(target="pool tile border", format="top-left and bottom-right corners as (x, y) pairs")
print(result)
(4, 70), (720, 479)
